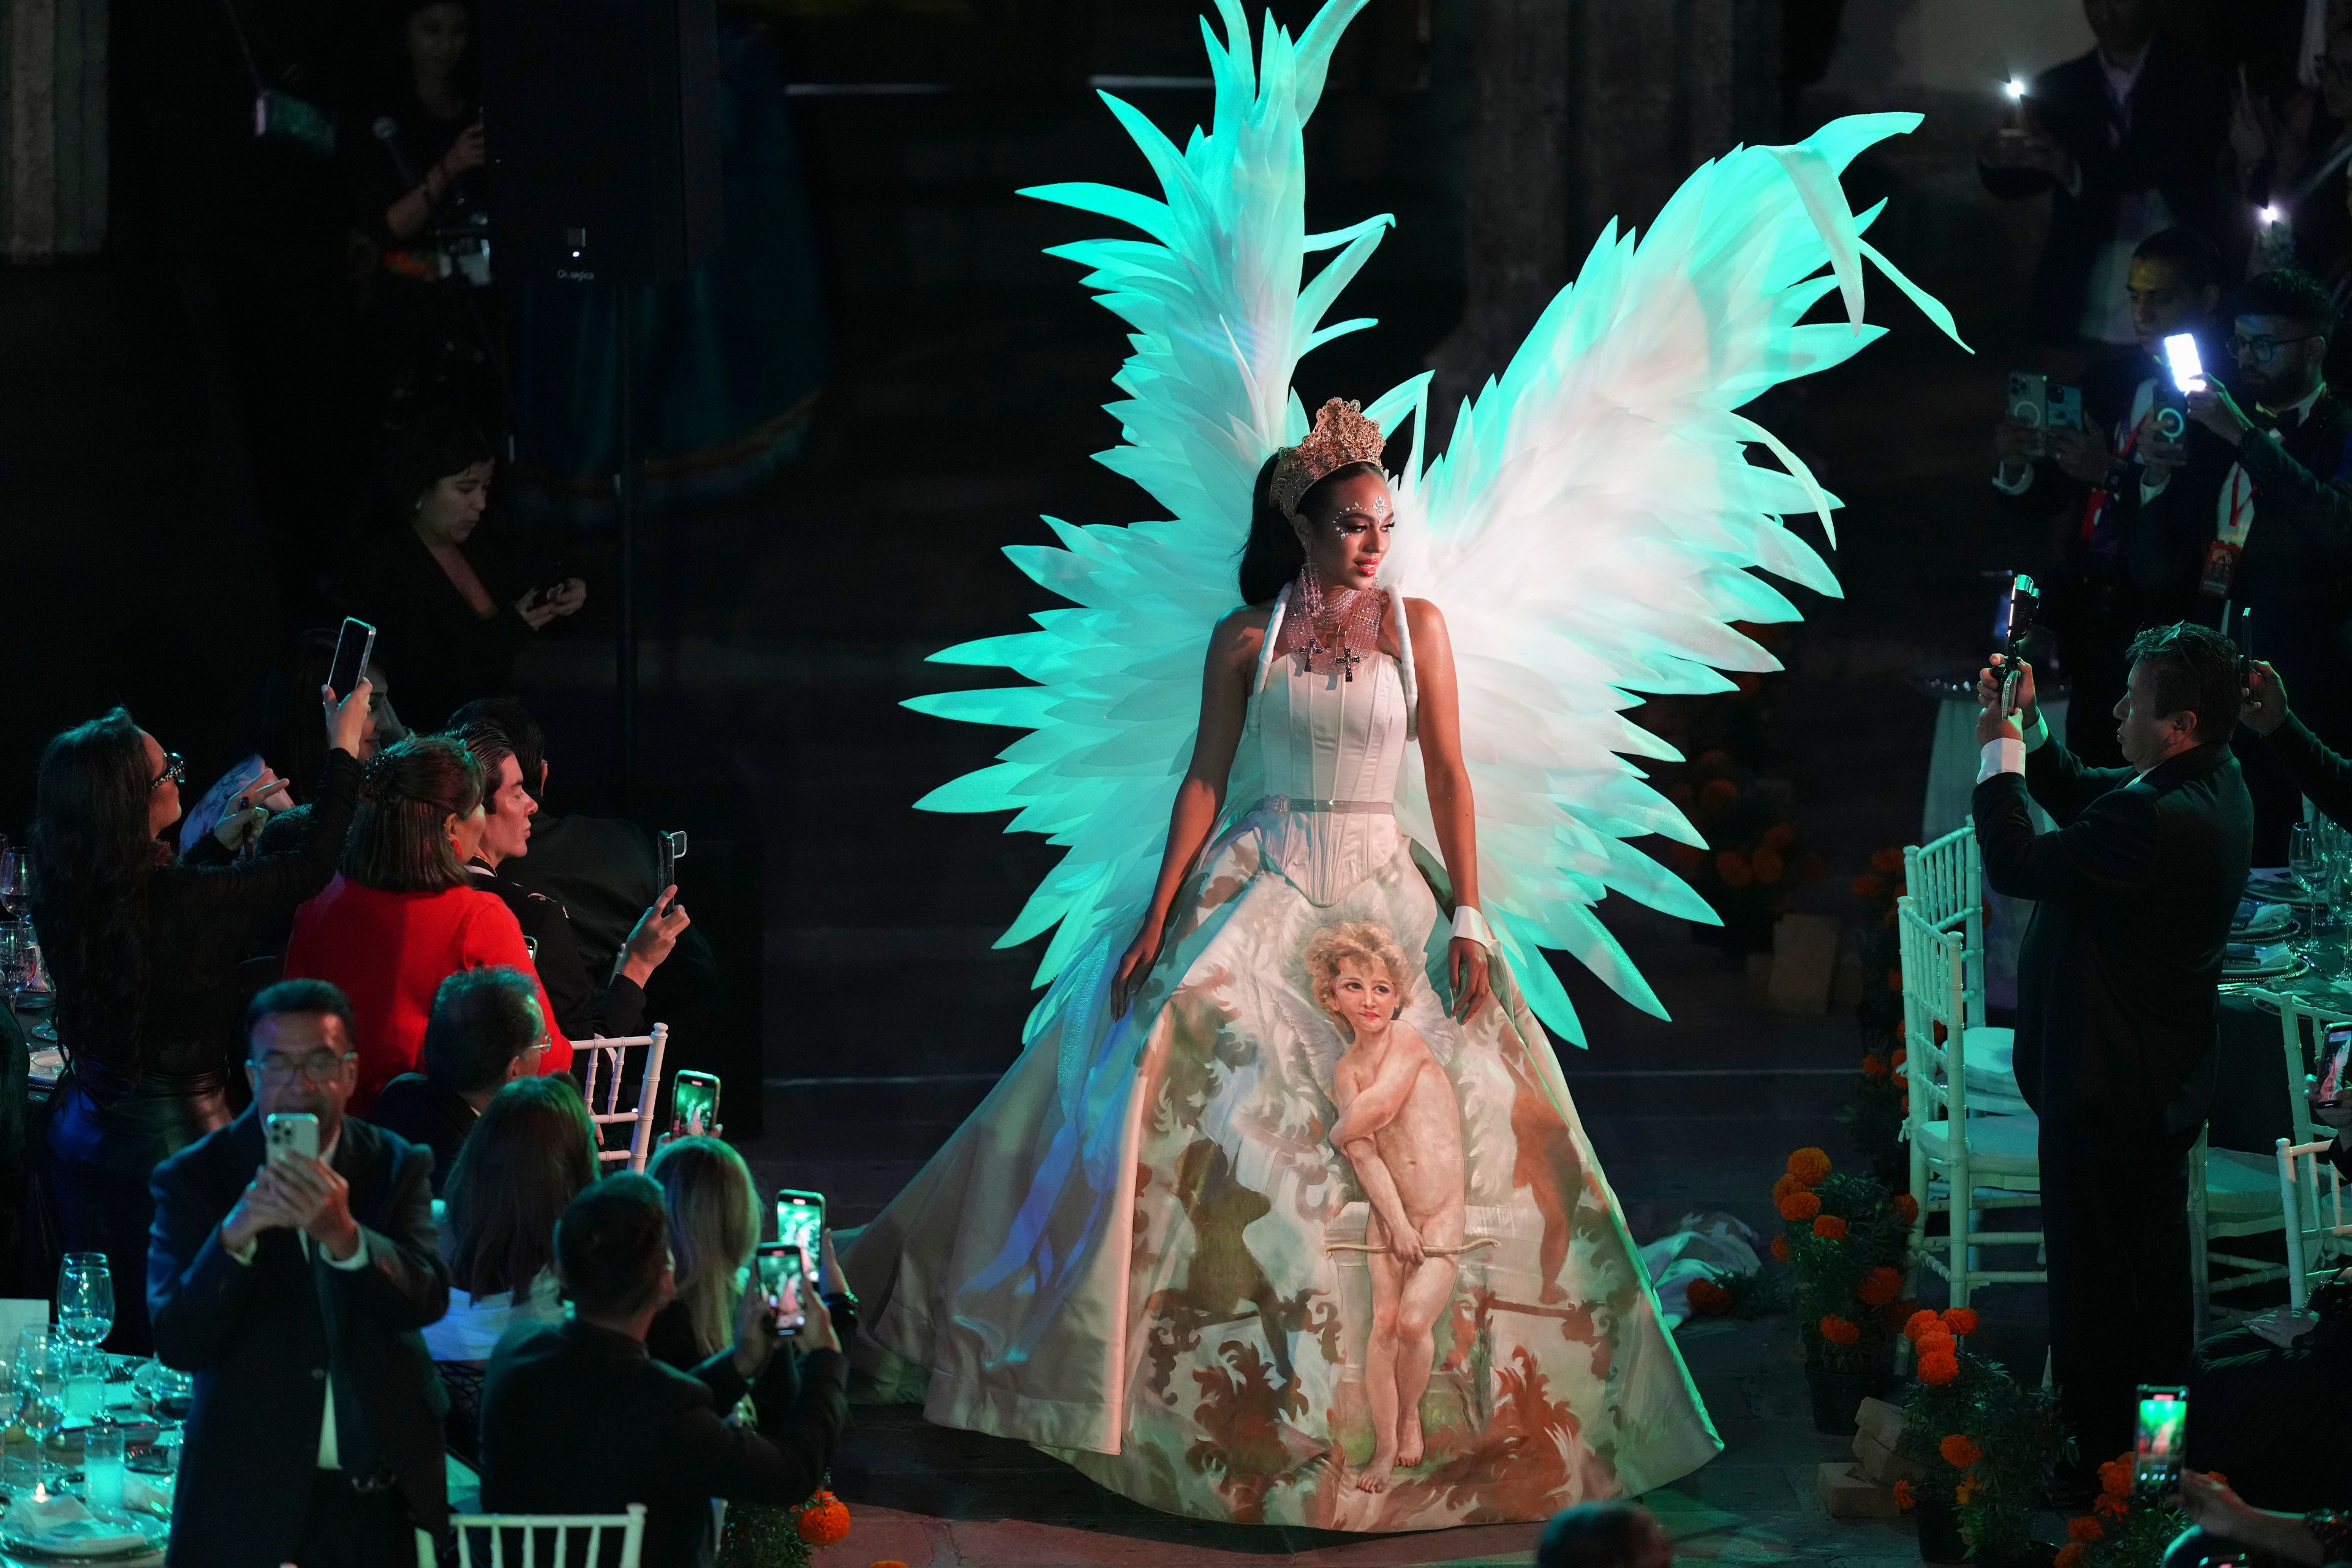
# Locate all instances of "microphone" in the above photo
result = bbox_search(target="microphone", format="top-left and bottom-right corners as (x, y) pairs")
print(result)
(372, 116), (420, 186)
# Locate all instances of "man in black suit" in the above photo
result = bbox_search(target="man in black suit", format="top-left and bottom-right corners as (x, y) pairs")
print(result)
(1992, 226), (2221, 764)
(1971, 625), (2253, 1467)
(1980, 0), (2226, 345)
(2172, 265), (2352, 859)
(149, 979), (451, 1567)
(2241, 657), (2352, 824)
(371, 965), (548, 1194)
(480, 1175), (849, 1568)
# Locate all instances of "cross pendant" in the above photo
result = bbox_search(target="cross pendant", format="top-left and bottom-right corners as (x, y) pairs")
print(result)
(1331, 644), (1362, 682)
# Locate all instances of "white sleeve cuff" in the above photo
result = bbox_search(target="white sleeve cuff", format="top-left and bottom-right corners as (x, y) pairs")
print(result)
(2138, 469), (2170, 503)
(1977, 737), (2026, 784)
(2021, 707), (2050, 752)
(325, 1232), (371, 1271)
(1989, 465), (2035, 496)
(1450, 906), (1495, 950)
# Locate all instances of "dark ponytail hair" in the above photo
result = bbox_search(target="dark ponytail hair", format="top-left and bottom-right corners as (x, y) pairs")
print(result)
(344, 734), (481, 892)
(1237, 454), (1383, 606)
(31, 709), (162, 1066)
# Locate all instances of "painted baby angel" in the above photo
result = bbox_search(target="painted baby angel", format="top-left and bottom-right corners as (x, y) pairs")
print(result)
(1306, 920), (1467, 1494)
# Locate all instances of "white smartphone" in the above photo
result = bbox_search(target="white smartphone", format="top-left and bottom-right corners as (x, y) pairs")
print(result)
(2163, 333), (2206, 394)
(265, 1111), (320, 1163)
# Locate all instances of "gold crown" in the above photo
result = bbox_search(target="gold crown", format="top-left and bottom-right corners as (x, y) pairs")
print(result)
(1270, 398), (1386, 519)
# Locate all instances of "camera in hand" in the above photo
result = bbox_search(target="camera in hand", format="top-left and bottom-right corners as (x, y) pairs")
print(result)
(2132, 1385), (2187, 1497)
(2005, 372), (2083, 458)
(1992, 573), (2040, 714)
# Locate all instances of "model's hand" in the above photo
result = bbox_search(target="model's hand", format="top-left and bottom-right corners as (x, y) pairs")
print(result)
(1385, 1219), (1426, 1270)
(1975, 654), (2038, 726)
(2187, 381), (2256, 446)
(2242, 658), (2290, 736)
(620, 886), (691, 986)
(324, 678), (373, 758)
(2049, 425), (2111, 484)
(1448, 937), (1491, 1022)
(1111, 919), (1166, 1019)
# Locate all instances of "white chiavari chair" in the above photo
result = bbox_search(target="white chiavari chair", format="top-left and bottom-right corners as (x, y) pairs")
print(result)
(575, 1024), (669, 1172)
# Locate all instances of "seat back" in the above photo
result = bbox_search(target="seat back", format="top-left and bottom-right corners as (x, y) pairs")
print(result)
(575, 1025), (669, 1173)
(1904, 822), (1987, 1028)
(1899, 896), (1970, 1128)
(2272, 992), (2352, 1152)
(2277, 1137), (2352, 1313)
(441, 1504), (647, 1568)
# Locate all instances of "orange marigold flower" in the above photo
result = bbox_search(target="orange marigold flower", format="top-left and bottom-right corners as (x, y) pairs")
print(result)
(2099, 1458), (2133, 1498)
(1940, 1308), (1981, 1336)
(1853, 872), (1884, 898)
(1894, 1194), (1920, 1224)
(1918, 1349), (1961, 1385)
(1717, 850), (1754, 888)
(1787, 1148), (1833, 1185)
(1873, 846), (1907, 875)
(1892, 1047), (1908, 1068)
(1813, 1214), (1849, 1240)
(1773, 1172), (1802, 1203)
(794, 1493), (851, 1546)
(2095, 1492), (2129, 1519)
(1752, 847), (1786, 884)
(1858, 1267), (1904, 1306)
(1956, 1476), (1978, 1506)
(1770, 1234), (1790, 1262)
(1903, 1308), (1944, 1343)
(2206, 1472), (2228, 1485)
(1939, 1435), (1983, 1469)
(1892, 1479), (1915, 1511)
(1778, 1190), (1823, 1222)
(1686, 1279), (1732, 1316)
(1819, 1315), (1861, 1346)
(1885, 967), (1903, 993)
(2056, 1545), (2087, 1568)
(1915, 1330), (1957, 1360)
(1700, 778), (1740, 808)
(1862, 1052), (1891, 1078)
(2068, 1517), (2105, 1544)
(1762, 822), (1797, 851)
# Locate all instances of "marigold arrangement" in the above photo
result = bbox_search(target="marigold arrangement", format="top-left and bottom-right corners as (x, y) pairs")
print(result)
(1773, 1147), (1913, 1376)
(720, 1484), (854, 1567)
(1895, 1327), (2067, 1564)
(2056, 1456), (2226, 1568)
(1645, 696), (1826, 952)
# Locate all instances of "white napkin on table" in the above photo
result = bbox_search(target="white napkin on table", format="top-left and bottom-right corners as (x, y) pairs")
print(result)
(2226, 941), (2294, 971)
(4, 1493), (152, 1554)
(2235, 899), (2294, 936)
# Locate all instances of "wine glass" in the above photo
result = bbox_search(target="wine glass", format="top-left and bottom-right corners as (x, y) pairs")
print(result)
(0, 848), (27, 925)
(56, 1254), (114, 1355)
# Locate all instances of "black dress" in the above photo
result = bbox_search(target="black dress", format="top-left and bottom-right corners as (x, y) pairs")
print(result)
(339, 524), (530, 733)
(41, 748), (360, 1352)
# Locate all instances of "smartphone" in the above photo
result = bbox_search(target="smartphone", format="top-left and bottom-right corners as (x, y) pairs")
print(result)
(2164, 332), (2207, 394)
(657, 830), (687, 894)
(327, 617), (376, 703)
(265, 1112), (320, 1164)
(2132, 1386), (2187, 1496)
(1994, 573), (2040, 714)
(753, 1242), (807, 1335)
(672, 1071), (720, 1137)
(775, 1189), (826, 1256)
(2152, 379), (2189, 440)
(2318, 1023), (2352, 1110)
(2046, 384), (2084, 434)
(2005, 371), (2050, 456)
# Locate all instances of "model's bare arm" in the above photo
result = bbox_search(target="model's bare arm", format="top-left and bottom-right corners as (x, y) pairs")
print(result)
(1112, 609), (1263, 1015)
(1408, 600), (1493, 1020)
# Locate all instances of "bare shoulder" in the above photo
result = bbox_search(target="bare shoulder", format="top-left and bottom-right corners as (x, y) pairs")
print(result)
(1394, 1023), (1436, 1063)
(1212, 603), (1275, 666)
(1401, 597), (1448, 640)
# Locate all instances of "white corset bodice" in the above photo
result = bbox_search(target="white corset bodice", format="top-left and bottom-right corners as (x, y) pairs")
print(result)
(1240, 586), (1416, 906)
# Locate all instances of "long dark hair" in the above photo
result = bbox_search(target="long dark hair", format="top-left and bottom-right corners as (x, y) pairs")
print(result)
(31, 710), (162, 1065)
(344, 735), (479, 892)
(369, 406), (495, 537)
(444, 1075), (598, 1297)
(1237, 456), (1382, 606)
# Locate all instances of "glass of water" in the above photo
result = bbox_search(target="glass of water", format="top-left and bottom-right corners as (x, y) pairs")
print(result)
(56, 1254), (113, 1354)
(80, 1422), (123, 1513)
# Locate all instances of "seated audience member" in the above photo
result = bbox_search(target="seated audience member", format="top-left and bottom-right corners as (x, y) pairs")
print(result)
(373, 966), (550, 1194)
(285, 735), (570, 1110)
(480, 1175), (848, 1568)
(427, 1074), (597, 1459)
(2239, 657), (2352, 824)
(148, 980), (451, 1567)
(452, 718), (690, 1039)
(34, 684), (370, 1352)
(1536, 1500), (1675, 1568)
(2166, 1471), (2352, 1566)
(339, 409), (585, 732)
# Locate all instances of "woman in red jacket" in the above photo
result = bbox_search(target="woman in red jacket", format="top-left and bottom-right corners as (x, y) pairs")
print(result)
(287, 734), (571, 1110)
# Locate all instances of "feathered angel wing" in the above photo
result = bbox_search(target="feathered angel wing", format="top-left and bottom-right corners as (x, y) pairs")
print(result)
(904, 0), (1389, 1044)
(1376, 114), (1967, 1046)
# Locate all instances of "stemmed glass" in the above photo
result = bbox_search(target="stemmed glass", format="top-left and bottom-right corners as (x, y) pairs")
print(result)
(0, 848), (28, 927)
(56, 1255), (113, 1357)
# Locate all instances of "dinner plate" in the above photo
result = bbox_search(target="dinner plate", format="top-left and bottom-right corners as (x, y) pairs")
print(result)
(2224, 954), (2314, 982)
(0, 1512), (167, 1561)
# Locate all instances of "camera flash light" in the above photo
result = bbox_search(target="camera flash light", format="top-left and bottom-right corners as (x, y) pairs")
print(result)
(2261, 204), (2282, 225)
(2163, 333), (2206, 393)
(2005, 77), (2027, 99)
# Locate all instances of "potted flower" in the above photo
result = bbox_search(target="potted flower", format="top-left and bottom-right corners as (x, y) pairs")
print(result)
(2057, 1457), (2221, 1568)
(1894, 1311), (2068, 1566)
(1774, 1147), (1913, 1433)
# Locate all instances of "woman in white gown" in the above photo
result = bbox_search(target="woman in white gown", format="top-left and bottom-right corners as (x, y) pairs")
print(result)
(845, 401), (1723, 1529)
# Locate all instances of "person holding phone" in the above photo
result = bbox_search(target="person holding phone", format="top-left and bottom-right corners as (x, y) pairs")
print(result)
(480, 1175), (846, 1568)
(2239, 658), (2352, 826)
(2168, 1472), (2352, 1564)
(148, 981), (453, 1568)
(31, 676), (373, 1353)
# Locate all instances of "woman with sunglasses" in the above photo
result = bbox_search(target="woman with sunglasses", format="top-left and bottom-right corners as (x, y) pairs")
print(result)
(29, 682), (373, 1352)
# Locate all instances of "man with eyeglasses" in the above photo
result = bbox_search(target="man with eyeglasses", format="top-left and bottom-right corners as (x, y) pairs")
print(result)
(148, 979), (452, 1568)
(2172, 265), (2352, 858)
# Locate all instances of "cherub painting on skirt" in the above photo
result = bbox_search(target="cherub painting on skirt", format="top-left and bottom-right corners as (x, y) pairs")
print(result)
(1303, 920), (1468, 1494)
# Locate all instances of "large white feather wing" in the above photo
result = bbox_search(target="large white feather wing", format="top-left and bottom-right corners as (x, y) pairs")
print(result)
(1377, 114), (1967, 1045)
(905, 0), (1387, 1044)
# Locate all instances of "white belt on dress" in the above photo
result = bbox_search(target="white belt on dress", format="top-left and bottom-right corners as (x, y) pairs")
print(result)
(1254, 794), (1392, 816)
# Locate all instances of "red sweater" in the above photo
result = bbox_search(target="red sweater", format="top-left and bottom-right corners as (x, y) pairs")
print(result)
(285, 875), (574, 1111)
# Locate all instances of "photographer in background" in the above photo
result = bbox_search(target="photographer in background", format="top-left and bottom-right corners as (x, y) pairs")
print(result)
(2239, 657), (2352, 824)
(1977, 0), (2226, 347)
(1970, 626), (2253, 1469)
(1993, 227), (2223, 766)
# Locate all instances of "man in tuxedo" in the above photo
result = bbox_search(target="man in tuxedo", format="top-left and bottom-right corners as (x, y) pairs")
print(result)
(149, 979), (451, 1567)
(1993, 226), (2222, 763)
(2171, 265), (2352, 858)
(480, 1175), (849, 1568)
(371, 966), (549, 1195)
(2241, 656), (2352, 823)
(1971, 625), (2253, 1468)
(1980, 0), (2227, 345)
